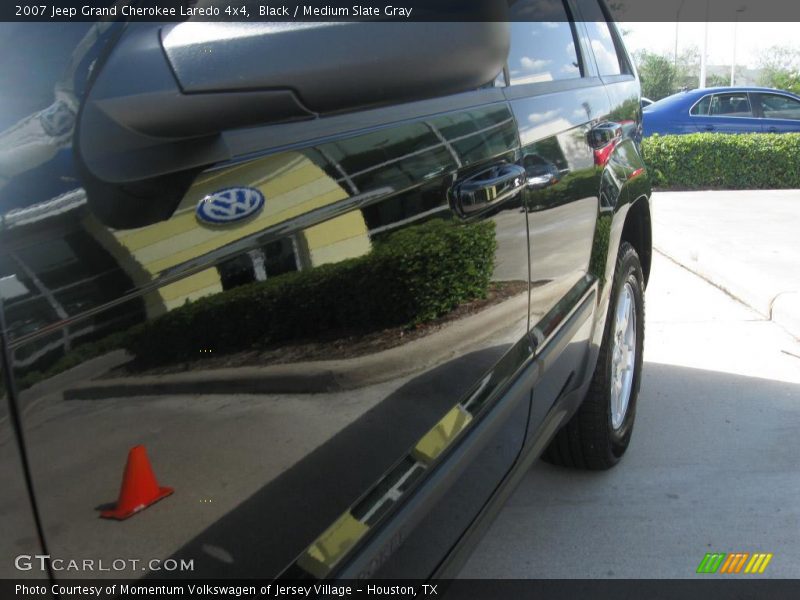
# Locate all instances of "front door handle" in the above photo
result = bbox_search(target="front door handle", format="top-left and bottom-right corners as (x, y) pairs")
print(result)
(451, 163), (526, 216)
(768, 126), (778, 133)
(703, 124), (715, 131)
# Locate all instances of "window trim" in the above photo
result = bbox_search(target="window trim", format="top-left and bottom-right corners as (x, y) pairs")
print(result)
(566, 5), (599, 79)
(565, 0), (587, 78)
(599, 2), (634, 76)
(502, 76), (604, 102)
(572, 0), (631, 79)
(688, 92), (757, 119)
(751, 91), (800, 121)
(600, 73), (635, 84)
(689, 94), (713, 117)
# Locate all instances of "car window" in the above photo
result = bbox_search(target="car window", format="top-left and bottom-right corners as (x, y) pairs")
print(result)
(757, 93), (800, 120)
(506, 1), (581, 85)
(709, 93), (753, 117)
(690, 95), (712, 116)
(580, 0), (629, 76)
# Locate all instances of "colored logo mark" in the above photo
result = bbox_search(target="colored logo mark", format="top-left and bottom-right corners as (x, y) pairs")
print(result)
(196, 187), (265, 225)
(696, 552), (773, 574)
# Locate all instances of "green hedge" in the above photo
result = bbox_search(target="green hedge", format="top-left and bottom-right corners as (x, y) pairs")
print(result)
(642, 133), (800, 190)
(124, 219), (497, 367)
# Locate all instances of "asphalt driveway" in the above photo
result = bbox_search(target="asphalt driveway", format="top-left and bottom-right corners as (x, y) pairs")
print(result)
(461, 191), (800, 578)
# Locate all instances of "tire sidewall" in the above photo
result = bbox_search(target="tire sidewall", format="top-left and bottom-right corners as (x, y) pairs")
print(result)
(606, 247), (645, 456)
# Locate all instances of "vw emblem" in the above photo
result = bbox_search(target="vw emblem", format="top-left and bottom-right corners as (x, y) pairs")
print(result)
(196, 187), (265, 225)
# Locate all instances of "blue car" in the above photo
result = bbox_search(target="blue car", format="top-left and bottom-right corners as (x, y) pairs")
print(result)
(643, 87), (800, 136)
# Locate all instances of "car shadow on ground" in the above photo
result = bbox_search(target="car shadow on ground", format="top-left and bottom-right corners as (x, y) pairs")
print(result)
(461, 360), (800, 579)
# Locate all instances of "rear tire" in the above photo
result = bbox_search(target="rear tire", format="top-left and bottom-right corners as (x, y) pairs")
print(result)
(542, 241), (645, 470)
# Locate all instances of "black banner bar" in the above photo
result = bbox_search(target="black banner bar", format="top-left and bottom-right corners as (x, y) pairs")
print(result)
(4, 0), (800, 22)
(4, 579), (800, 600)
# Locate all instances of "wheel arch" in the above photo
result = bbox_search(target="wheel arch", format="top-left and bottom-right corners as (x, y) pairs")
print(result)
(620, 195), (652, 287)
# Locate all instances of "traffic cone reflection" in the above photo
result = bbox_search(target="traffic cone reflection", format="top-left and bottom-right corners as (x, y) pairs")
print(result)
(100, 445), (173, 520)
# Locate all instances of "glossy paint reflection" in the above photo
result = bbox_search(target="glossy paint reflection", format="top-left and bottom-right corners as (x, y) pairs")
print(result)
(0, 335), (44, 579)
(3, 95), (532, 580)
(509, 86), (607, 336)
(1, 15), (653, 584)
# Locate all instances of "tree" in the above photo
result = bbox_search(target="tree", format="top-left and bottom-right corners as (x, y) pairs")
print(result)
(634, 47), (707, 99)
(757, 46), (800, 94)
(706, 73), (730, 88)
(633, 51), (677, 100)
(675, 46), (700, 90)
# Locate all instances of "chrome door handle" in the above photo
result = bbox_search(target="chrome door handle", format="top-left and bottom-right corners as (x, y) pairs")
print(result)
(527, 173), (555, 188)
(588, 121), (622, 148)
(451, 163), (526, 216)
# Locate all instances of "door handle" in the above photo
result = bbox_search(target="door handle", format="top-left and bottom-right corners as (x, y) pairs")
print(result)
(524, 162), (560, 190)
(768, 126), (778, 133)
(703, 125), (715, 131)
(451, 163), (526, 216)
(588, 121), (622, 149)
(527, 173), (556, 188)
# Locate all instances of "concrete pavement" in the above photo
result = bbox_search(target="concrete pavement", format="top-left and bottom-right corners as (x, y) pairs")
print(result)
(651, 190), (800, 339)
(461, 251), (800, 578)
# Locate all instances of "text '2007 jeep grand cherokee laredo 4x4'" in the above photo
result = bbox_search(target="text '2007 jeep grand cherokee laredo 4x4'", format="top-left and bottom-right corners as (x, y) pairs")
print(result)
(0, 0), (651, 586)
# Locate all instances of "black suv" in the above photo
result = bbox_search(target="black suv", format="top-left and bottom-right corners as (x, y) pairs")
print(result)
(1, 0), (651, 584)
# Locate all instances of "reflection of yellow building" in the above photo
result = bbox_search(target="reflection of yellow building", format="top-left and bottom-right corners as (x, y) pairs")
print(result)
(85, 152), (372, 317)
(411, 405), (473, 464)
(296, 512), (369, 579)
(291, 404), (475, 578)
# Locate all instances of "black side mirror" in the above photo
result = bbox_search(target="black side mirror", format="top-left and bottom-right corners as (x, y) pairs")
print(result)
(76, 20), (510, 228)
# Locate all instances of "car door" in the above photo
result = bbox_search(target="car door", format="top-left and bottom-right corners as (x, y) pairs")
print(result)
(0, 331), (45, 580)
(501, 0), (613, 438)
(751, 91), (800, 132)
(0, 20), (533, 581)
(691, 91), (762, 133)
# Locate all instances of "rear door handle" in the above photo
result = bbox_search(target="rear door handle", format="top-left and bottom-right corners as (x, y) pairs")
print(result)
(527, 173), (555, 188)
(451, 163), (526, 216)
(525, 162), (560, 190)
(588, 121), (622, 149)
(703, 125), (715, 131)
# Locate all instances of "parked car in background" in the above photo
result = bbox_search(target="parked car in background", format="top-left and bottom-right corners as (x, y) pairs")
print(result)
(643, 86), (800, 136)
(0, 0), (651, 585)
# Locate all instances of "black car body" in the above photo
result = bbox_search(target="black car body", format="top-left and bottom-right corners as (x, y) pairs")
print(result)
(1, 0), (651, 585)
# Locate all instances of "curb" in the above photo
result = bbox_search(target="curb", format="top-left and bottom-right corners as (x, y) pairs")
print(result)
(771, 292), (800, 341)
(651, 190), (800, 341)
(64, 291), (528, 399)
(654, 247), (800, 341)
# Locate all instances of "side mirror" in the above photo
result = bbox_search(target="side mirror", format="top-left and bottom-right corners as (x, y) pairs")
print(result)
(77, 21), (510, 228)
(78, 22), (510, 183)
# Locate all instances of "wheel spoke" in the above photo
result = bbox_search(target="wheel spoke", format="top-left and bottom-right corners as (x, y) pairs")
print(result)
(610, 281), (637, 430)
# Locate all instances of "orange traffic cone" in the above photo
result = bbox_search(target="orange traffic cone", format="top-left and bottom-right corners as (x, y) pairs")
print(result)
(100, 445), (173, 520)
